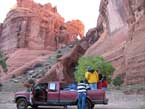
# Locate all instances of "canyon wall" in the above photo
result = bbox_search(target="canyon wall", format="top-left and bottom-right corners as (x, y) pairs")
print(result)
(0, 0), (84, 81)
(0, 0), (84, 53)
(85, 0), (145, 85)
(1, 0), (145, 85)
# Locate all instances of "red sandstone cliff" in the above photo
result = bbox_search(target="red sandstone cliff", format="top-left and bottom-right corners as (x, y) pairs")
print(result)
(0, 0), (84, 81)
(85, 0), (145, 85)
(0, 0), (84, 53)
(2, 0), (145, 86)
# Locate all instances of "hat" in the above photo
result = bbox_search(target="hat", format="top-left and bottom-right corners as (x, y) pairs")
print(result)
(87, 66), (94, 73)
(87, 66), (92, 70)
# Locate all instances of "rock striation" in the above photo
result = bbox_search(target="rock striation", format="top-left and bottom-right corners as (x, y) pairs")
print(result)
(85, 0), (145, 85)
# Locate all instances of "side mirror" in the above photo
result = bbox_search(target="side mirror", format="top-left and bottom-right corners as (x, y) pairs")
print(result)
(49, 82), (56, 91)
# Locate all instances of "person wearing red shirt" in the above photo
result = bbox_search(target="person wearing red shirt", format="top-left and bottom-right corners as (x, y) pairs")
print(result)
(97, 71), (103, 89)
(101, 76), (108, 91)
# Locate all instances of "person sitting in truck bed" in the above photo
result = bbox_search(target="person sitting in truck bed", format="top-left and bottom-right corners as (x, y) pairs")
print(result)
(98, 75), (108, 91)
(101, 76), (108, 91)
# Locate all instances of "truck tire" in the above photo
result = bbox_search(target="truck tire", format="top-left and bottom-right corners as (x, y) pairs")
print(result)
(86, 100), (93, 109)
(104, 98), (108, 105)
(64, 105), (68, 109)
(16, 98), (28, 109)
(32, 105), (38, 109)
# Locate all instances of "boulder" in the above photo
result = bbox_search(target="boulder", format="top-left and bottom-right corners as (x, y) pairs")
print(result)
(38, 43), (88, 84)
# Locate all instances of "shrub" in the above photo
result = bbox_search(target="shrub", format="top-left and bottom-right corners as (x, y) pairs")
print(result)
(112, 76), (123, 87)
(75, 56), (115, 83)
(0, 82), (2, 91)
(0, 51), (7, 72)
(0, 83), (2, 87)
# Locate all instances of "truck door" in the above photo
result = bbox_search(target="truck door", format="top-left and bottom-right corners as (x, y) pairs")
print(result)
(59, 90), (77, 104)
(47, 82), (59, 104)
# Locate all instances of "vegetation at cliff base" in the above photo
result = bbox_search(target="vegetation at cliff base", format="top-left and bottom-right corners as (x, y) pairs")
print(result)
(75, 56), (115, 83)
(112, 76), (123, 87)
(0, 51), (7, 72)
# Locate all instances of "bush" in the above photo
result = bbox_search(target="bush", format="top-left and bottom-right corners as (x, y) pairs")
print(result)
(75, 56), (115, 83)
(0, 83), (2, 87)
(0, 51), (7, 72)
(0, 82), (3, 91)
(112, 76), (123, 87)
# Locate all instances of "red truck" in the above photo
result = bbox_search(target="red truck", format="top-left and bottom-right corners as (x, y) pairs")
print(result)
(15, 82), (108, 109)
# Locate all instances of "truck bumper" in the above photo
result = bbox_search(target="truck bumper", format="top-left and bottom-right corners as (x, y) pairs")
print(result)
(92, 98), (108, 105)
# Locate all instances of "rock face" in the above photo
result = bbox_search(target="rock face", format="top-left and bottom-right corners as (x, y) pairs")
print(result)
(0, 0), (84, 53)
(0, 48), (53, 81)
(0, 0), (84, 81)
(38, 42), (88, 84)
(85, 0), (145, 85)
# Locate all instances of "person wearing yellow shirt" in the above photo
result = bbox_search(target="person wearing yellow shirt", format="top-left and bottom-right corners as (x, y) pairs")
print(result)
(85, 66), (99, 90)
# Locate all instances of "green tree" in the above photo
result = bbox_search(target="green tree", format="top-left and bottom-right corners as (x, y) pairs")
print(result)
(75, 56), (115, 83)
(0, 51), (7, 72)
(112, 76), (123, 87)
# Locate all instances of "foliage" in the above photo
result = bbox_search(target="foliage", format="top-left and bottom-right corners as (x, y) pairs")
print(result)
(0, 51), (8, 72)
(75, 56), (115, 83)
(112, 76), (123, 87)
(0, 82), (2, 91)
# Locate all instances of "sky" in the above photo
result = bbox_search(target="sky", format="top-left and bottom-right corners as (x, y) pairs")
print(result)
(0, 0), (101, 34)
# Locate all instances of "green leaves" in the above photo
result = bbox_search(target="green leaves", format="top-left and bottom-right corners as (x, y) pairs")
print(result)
(112, 76), (123, 87)
(75, 56), (115, 83)
(0, 52), (7, 72)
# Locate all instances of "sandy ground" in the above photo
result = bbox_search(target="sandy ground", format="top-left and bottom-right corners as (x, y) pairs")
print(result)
(0, 90), (144, 109)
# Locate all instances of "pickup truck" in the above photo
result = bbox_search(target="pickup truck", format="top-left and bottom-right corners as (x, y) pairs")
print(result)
(14, 82), (108, 109)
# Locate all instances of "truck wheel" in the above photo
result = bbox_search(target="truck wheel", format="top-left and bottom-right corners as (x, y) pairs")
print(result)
(64, 105), (68, 109)
(86, 100), (92, 109)
(32, 105), (38, 109)
(16, 98), (28, 109)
